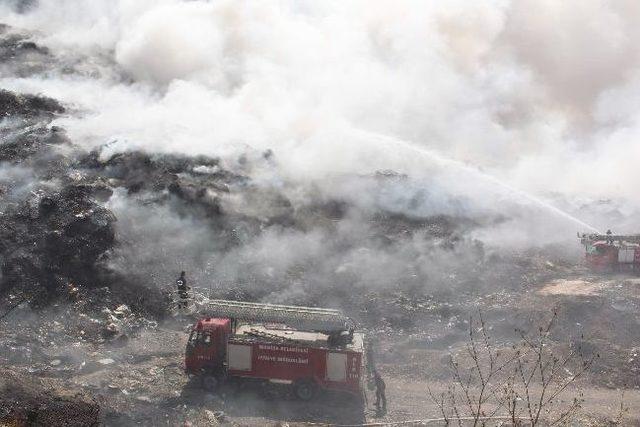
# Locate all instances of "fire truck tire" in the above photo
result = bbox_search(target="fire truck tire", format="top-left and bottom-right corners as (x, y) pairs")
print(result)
(293, 379), (317, 401)
(201, 374), (218, 392)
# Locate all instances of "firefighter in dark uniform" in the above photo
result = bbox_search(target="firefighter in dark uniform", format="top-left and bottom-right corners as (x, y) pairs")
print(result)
(176, 271), (189, 309)
(606, 229), (613, 244)
(374, 370), (386, 414)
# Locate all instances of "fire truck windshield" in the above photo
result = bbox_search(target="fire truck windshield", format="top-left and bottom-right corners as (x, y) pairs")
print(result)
(188, 330), (214, 347)
(189, 331), (211, 345)
(586, 245), (606, 255)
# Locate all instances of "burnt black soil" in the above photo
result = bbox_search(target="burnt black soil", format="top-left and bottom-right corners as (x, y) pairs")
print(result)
(0, 369), (100, 426)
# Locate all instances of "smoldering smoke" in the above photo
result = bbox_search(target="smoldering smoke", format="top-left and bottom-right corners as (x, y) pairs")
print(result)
(1, 0), (640, 300)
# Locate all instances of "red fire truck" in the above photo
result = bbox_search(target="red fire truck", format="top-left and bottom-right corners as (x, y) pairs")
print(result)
(579, 232), (640, 272)
(184, 300), (367, 401)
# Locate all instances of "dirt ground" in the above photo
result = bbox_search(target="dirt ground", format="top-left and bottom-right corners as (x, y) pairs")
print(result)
(4, 267), (640, 426)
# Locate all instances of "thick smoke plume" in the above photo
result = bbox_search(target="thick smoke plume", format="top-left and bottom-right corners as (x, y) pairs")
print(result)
(2, 0), (640, 299)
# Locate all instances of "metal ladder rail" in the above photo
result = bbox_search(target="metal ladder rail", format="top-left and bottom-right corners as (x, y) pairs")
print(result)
(244, 328), (300, 344)
(202, 299), (353, 332)
(581, 234), (640, 243)
(203, 309), (349, 327)
(206, 299), (344, 315)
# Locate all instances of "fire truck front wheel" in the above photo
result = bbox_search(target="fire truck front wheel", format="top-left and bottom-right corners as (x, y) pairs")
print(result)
(201, 374), (219, 392)
(293, 379), (317, 401)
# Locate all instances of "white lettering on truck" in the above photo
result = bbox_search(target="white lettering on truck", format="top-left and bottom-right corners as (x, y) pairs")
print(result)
(257, 354), (309, 364)
(256, 344), (310, 364)
(258, 344), (309, 353)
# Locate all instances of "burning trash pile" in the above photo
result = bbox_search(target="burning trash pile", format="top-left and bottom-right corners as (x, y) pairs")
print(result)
(1, 14), (614, 424)
(0, 22), (52, 78)
(0, 24), (503, 328)
(0, 84), (241, 317)
(0, 76), (495, 324)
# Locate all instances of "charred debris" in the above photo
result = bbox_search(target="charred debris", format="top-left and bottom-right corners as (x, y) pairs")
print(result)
(0, 85), (491, 319)
(0, 25), (515, 329)
(0, 88), (236, 317)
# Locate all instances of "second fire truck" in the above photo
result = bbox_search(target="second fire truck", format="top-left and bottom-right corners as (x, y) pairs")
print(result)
(579, 232), (640, 272)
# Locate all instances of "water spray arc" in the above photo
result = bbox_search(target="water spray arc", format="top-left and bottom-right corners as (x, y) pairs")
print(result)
(355, 129), (599, 233)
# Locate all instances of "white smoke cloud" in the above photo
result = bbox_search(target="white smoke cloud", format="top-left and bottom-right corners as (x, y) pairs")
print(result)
(116, 2), (227, 87)
(2, 0), (640, 243)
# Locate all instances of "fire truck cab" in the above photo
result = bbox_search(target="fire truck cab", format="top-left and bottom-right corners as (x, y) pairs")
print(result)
(184, 300), (366, 401)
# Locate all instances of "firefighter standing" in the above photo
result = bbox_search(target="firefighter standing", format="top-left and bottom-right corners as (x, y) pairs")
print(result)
(374, 370), (386, 414)
(606, 229), (613, 244)
(176, 271), (190, 309)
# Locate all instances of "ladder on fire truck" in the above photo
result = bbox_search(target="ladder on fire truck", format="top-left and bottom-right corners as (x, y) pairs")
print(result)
(579, 233), (640, 246)
(245, 327), (299, 344)
(201, 299), (354, 334)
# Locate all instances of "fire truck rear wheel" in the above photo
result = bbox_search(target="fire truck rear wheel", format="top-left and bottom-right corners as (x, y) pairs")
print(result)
(293, 379), (317, 401)
(201, 374), (218, 392)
